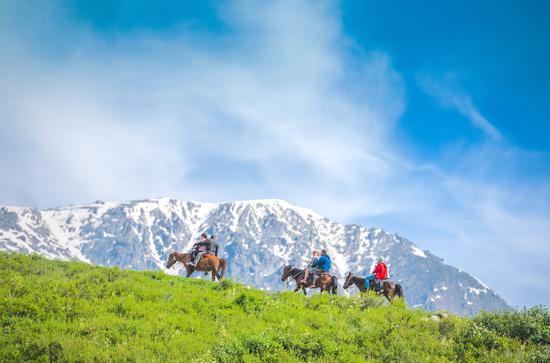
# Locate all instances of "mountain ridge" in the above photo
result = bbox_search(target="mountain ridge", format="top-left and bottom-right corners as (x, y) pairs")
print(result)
(0, 197), (509, 315)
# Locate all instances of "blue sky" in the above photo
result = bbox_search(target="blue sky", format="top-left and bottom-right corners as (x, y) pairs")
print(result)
(1, 0), (549, 308)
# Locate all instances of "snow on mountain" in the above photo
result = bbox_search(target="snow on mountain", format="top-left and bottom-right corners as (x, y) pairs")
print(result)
(0, 198), (509, 315)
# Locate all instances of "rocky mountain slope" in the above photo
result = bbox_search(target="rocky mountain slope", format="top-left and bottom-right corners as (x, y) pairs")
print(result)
(0, 198), (509, 315)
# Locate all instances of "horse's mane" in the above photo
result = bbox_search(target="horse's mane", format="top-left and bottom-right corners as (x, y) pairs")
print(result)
(286, 266), (303, 274)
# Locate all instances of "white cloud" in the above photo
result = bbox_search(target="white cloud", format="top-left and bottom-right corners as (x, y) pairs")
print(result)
(1, 0), (408, 217)
(418, 74), (502, 140)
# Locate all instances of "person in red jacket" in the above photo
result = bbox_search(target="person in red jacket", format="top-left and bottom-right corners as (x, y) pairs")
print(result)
(365, 257), (388, 291)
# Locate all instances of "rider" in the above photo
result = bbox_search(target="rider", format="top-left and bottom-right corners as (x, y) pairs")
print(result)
(302, 250), (320, 285)
(308, 249), (331, 286)
(209, 234), (219, 256)
(189, 233), (210, 267)
(365, 257), (388, 291)
(201, 234), (220, 275)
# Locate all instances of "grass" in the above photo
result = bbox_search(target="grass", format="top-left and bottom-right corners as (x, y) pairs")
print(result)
(0, 252), (548, 362)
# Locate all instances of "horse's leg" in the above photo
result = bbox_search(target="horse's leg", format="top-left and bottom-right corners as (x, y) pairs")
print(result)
(211, 264), (217, 281)
(389, 287), (396, 301)
(319, 278), (327, 293)
(186, 266), (194, 277)
(383, 287), (391, 301)
(303, 286), (307, 295)
(384, 286), (390, 301)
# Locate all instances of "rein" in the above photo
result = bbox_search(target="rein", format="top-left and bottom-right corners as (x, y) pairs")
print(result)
(344, 275), (363, 292)
(284, 268), (304, 289)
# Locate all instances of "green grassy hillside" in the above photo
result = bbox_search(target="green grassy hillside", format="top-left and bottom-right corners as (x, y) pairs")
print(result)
(0, 253), (548, 362)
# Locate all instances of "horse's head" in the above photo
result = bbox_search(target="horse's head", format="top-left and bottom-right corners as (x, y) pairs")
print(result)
(343, 272), (354, 289)
(166, 252), (177, 269)
(281, 264), (293, 281)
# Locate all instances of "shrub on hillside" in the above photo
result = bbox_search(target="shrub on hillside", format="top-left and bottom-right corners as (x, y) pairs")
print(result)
(474, 306), (550, 345)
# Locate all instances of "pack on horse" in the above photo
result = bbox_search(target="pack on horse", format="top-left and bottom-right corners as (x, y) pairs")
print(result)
(280, 265), (338, 295)
(343, 272), (403, 301)
(165, 251), (227, 281)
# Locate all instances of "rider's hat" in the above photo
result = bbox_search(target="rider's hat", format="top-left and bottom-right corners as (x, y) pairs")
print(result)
(378, 257), (384, 262)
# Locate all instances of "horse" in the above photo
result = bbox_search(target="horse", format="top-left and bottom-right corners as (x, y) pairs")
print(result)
(165, 251), (227, 281)
(280, 265), (338, 295)
(343, 271), (403, 302)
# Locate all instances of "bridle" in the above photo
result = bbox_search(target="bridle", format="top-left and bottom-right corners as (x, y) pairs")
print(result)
(343, 273), (352, 291)
(344, 272), (361, 293)
(166, 252), (183, 269)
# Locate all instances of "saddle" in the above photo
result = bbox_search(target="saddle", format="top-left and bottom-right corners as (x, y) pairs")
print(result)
(201, 253), (212, 259)
(308, 271), (330, 286)
(374, 279), (391, 292)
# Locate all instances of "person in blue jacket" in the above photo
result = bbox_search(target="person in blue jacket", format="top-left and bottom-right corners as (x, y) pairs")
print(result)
(313, 249), (331, 272)
(304, 249), (331, 287)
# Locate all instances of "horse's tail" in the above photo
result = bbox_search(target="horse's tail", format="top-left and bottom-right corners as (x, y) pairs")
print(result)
(331, 275), (338, 295)
(218, 258), (227, 280)
(395, 283), (404, 298)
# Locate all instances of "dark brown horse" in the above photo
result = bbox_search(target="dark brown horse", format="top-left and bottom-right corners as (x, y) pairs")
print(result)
(165, 251), (227, 281)
(281, 265), (337, 295)
(343, 272), (403, 302)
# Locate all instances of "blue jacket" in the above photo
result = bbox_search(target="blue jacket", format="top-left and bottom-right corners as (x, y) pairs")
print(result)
(314, 255), (331, 272)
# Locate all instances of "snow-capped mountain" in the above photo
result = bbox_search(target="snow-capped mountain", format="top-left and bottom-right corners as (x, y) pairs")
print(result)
(0, 198), (509, 315)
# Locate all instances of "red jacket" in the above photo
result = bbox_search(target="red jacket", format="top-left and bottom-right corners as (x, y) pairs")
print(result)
(373, 262), (388, 280)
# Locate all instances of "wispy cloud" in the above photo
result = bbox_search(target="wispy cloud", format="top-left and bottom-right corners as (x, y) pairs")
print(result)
(418, 74), (502, 140)
(0, 0), (407, 217)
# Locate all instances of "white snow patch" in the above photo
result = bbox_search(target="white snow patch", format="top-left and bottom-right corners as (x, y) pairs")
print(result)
(42, 210), (91, 262)
(411, 245), (427, 258)
(472, 275), (490, 289)
(468, 287), (488, 295)
(272, 239), (292, 261)
(230, 199), (323, 221)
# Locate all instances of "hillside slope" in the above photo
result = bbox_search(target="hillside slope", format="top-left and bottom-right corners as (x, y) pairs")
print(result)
(0, 198), (509, 315)
(1, 253), (548, 362)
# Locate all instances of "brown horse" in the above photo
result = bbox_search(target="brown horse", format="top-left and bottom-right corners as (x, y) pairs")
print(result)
(343, 272), (403, 302)
(281, 265), (338, 295)
(165, 251), (227, 281)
